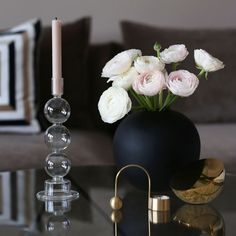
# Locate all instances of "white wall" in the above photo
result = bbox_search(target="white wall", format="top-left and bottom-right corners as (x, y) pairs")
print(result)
(0, 0), (235, 43)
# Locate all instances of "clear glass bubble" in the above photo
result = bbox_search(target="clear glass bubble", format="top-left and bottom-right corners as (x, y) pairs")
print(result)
(44, 97), (71, 124)
(45, 124), (71, 151)
(45, 153), (71, 178)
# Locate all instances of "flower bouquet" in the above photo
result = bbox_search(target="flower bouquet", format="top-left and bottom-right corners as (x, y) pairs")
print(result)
(98, 43), (224, 123)
(98, 42), (225, 191)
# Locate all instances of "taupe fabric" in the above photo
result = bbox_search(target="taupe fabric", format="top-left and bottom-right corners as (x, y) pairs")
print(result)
(197, 124), (236, 173)
(0, 131), (113, 171)
(121, 21), (236, 123)
(0, 124), (235, 172)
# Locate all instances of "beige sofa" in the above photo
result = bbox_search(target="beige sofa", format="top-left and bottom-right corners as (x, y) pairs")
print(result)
(0, 19), (235, 173)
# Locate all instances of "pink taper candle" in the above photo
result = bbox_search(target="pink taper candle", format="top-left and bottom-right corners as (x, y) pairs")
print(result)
(52, 18), (63, 96)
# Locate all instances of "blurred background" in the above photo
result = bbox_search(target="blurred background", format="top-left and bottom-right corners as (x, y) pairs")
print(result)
(0, 1), (235, 234)
(0, 0), (235, 42)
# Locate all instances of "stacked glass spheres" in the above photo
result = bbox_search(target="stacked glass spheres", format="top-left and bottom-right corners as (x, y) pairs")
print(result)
(44, 97), (71, 178)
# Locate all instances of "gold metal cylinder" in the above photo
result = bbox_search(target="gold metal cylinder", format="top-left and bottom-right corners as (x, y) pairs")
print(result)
(148, 195), (170, 211)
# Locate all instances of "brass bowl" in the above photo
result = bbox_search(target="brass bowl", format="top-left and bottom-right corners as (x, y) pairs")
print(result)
(170, 158), (225, 204)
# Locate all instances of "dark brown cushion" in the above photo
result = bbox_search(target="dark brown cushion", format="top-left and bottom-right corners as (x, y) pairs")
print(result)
(38, 17), (91, 129)
(87, 42), (123, 133)
(121, 21), (236, 123)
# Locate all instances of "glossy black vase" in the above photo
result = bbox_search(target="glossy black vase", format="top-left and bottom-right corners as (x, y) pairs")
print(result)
(113, 110), (200, 191)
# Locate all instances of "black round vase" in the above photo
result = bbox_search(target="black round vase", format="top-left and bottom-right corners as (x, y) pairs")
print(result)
(113, 110), (200, 191)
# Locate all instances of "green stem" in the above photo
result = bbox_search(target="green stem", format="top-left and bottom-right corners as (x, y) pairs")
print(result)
(166, 95), (178, 108)
(129, 89), (145, 107)
(132, 105), (143, 111)
(172, 62), (180, 71)
(144, 96), (154, 111)
(158, 90), (163, 109)
(198, 69), (205, 79)
(153, 95), (158, 110)
(129, 89), (154, 111)
(159, 92), (178, 111)
(154, 42), (162, 59)
(160, 92), (171, 111)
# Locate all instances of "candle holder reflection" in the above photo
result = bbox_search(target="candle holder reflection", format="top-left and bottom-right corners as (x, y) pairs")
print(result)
(44, 200), (71, 232)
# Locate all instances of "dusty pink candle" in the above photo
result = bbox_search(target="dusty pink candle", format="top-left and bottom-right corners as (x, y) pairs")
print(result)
(52, 18), (63, 96)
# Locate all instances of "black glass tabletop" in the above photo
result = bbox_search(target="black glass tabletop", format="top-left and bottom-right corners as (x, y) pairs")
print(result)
(0, 166), (235, 235)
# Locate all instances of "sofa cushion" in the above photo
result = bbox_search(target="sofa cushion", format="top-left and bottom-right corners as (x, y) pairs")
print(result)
(38, 17), (91, 129)
(0, 131), (113, 171)
(121, 21), (236, 123)
(0, 19), (41, 133)
(197, 123), (236, 173)
(0, 124), (235, 173)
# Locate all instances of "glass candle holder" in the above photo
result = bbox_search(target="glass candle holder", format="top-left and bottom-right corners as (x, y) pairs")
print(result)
(37, 96), (79, 201)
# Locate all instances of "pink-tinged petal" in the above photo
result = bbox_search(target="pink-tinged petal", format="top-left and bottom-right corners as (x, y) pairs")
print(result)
(132, 71), (166, 96)
(166, 70), (199, 97)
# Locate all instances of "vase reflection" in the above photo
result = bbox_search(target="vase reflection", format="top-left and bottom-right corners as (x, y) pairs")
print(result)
(173, 204), (225, 236)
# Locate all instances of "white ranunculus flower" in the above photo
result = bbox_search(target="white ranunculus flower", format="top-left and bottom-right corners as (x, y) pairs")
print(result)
(160, 44), (189, 64)
(194, 49), (225, 72)
(166, 70), (199, 97)
(134, 56), (165, 74)
(127, 49), (142, 61)
(132, 70), (166, 96)
(101, 49), (142, 77)
(107, 67), (138, 90)
(98, 87), (131, 123)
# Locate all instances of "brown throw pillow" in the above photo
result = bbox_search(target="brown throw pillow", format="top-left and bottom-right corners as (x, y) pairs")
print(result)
(121, 21), (236, 123)
(38, 17), (91, 129)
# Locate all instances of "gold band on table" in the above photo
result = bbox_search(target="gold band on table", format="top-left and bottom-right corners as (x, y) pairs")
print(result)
(110, 164), (170, 236)
(110, 164), (170, 212)
(111, 164), (151, 210)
